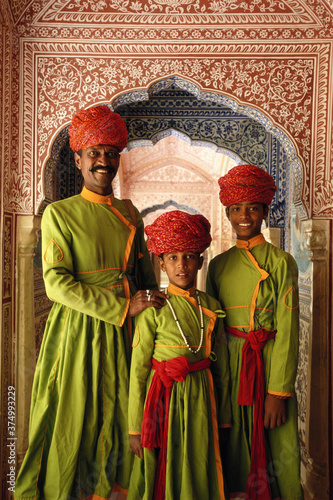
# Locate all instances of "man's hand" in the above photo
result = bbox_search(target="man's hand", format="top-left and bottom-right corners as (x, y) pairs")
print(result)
(129, 434), (144, 459)
(128, 290), (168, 317)
(264, 394), (287, 429)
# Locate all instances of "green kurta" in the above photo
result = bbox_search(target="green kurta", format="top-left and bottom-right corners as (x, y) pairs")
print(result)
(15, 187), (158, 500)
(206, 234), (303, 500)
(127, 283), (231, 500)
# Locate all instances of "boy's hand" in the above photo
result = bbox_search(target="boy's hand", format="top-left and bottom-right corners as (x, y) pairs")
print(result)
(129, 434), (144, 459)
(264, 394), (287, 429)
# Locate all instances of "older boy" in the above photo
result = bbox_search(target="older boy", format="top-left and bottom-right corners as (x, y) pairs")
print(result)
(206, 165), (303, 500)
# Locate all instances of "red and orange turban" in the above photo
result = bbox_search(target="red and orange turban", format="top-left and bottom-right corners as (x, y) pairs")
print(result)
(69, 105), (128, 153)
(218, 164), (277, 207)
(145, 210), (212, 257)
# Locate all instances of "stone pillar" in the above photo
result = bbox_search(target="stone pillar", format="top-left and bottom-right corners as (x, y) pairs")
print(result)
(16, 215), (41, 466)
(302, 219), (330, 500)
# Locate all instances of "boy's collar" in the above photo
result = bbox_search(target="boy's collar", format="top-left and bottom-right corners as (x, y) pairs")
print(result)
(236, 233), (266, 250)
(167, 283), (196, 297)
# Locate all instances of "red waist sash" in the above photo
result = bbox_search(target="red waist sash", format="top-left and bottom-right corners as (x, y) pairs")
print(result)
(141, 356), (211, 500)
(226, 326), (276, 500)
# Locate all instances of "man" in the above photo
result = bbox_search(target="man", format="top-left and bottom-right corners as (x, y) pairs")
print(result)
(206, 165), (303, 500)
(15, 105), (166, 500)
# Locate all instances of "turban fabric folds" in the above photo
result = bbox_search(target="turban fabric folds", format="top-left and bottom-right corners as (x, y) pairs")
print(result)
(69, 105), (128, 153)
(145, 210), (212, 257)
(218, 165), (277, 207)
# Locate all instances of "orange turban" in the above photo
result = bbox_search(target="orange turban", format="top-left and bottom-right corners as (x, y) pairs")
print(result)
(218, 165), (277, 207)
(69, 105), (128, 153)
(145, 211), (212, 257)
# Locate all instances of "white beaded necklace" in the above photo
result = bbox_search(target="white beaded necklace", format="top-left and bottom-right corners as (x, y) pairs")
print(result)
(166, 290), (204, 354)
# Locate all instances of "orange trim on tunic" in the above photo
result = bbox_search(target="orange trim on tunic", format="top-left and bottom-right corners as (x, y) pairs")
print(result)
(119, 298), (130, 329)
(235, 236), (268, 331)
(236, 233), (266, 249)
(108, 203), (136, 272)
(224, 305), (250, 310)
(284, 286), (299, 310)
(167, 283), (196, 297)
(225, 305), (273, 313)
(244, 249), (269, 332)
(80, 186), (113, 205)
(80, 186), (135, 338)
(76, 267), (121, 274)
(268, 390), (293, 398)
(111, 483), (128, 494)
(107, 199), (136, 343)
(206, 368), (226, 500)
(43, 238), (64, 264)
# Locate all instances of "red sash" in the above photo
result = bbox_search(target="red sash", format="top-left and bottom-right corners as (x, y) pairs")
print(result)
(226, 326), (276, 500)
(141, 356), (211, 500)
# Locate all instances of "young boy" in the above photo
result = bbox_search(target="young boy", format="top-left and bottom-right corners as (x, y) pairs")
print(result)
(206, 165), (303, 500)
(127, 210), (231, 500)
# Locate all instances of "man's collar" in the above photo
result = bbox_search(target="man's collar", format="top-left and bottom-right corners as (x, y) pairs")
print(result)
(80, 186), (114, 204)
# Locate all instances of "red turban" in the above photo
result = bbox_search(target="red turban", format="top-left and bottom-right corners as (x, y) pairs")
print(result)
(145, 211), (212, 257)
(218, 164), (277, 207)
(69, 105), (128, 153)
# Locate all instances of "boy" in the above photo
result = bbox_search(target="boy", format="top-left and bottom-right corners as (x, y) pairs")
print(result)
(206, 164), (303, 500)
(128, 210), (231, 500)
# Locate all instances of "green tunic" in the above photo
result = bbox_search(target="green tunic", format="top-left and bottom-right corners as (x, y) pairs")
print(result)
(127, 283), (231, 500)
(206, 234), (303, 500)
(15, 187), (158, 500)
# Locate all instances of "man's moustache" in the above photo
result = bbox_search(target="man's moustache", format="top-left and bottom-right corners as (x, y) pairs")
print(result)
(90, 166), (114, 174)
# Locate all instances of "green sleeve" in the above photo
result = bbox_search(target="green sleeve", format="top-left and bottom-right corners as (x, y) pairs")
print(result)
(135, 208), (158, 291)
(41, 204), (129, 326)
(267, 254), (299, 395)
(210, 314), (232, 427)
(128, 308), (156, 432)
(206, 259), (219, 300)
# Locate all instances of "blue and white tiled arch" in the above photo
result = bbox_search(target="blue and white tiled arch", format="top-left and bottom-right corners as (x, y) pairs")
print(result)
(112, 76), (306, 244)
